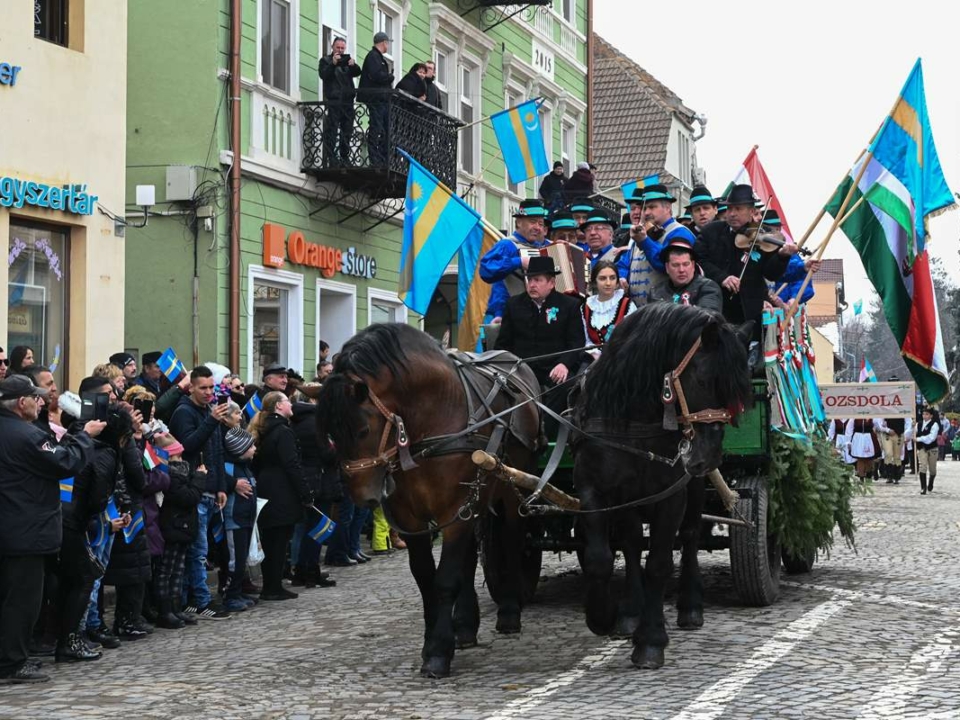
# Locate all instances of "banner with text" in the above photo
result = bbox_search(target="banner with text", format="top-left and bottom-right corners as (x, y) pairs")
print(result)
(819, 382), (916, 419)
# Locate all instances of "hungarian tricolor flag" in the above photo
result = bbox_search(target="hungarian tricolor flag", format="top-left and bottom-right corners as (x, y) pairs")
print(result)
(725, 146), (794, 239)
(826, 60), (955, 403)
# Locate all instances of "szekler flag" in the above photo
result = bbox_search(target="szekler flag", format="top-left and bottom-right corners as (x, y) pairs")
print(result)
(859, 357), (878, 383)
(157, 347), (187, 383)
(621, 174), (660, 206)
(491, 99), (550, 185)
(123, 510), (145, 544)
(209, 511), (225, 544)
(59, 477), (74, 503)
(725, 146), (794, 240)
(398, 148), (482, 315)
(307, 509), (337, 545)
(243, 393), (263, 421)
(457, 221), (502, 351)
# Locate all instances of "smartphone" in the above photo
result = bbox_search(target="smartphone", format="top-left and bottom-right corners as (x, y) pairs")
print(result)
(80, 392), (110, 422)
(138, 399), (154, 421)
(217, 394), (230, 405)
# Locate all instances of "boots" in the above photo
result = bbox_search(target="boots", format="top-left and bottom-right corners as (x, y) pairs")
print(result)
(290, 565), (307, 587)
(919, 473), (927, 494)
(928, 474), (935, 492)
(114, 615), (148, 641)
(156, 600), (186, 630)
(390, 530), (407, 550)
(56, 632), (103, 662)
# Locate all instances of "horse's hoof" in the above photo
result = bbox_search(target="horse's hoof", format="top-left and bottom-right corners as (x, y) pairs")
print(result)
(613, 614), (640, 638)
(420, 656), (451, 678)
(631, 645), (665, 670)
(677, 608), (704, 630)
(455, 631), (479, 649)
(496, 614), (521, 634)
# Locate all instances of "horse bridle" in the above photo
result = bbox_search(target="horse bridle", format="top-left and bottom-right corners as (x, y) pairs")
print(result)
(339, 377), (415, 477)
(660, 336), (734, 439)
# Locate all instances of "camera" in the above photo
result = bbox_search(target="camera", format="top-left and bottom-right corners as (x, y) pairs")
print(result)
(340, 53), (351, 64)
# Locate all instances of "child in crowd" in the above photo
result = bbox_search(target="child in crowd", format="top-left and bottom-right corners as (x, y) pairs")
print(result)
(222, 426), (259, 612)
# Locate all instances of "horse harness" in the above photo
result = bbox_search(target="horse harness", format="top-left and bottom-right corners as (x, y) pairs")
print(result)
(660, 335), (733, 438)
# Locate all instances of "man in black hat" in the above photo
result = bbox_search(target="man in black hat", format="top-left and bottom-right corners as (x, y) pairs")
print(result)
(547, 211), (579, 245)
(538, 161), (567, 212)
(688, 185), (718, 238)
(134, 351), (164, 395)
(258, 363), (289, 400)
(566, 198), (595, 244)
(0, 375), (104, 683)
(495, 256), (585, 435)
(109, 352), (138, 383)
(698, 183), (796, 330)
(649, 239), (722, 312)
(480, 199), (551, 321)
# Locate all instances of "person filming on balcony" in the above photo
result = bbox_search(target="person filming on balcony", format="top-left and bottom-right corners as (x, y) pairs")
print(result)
(319, 37), (361, 168)
(358, 31), (395, 166)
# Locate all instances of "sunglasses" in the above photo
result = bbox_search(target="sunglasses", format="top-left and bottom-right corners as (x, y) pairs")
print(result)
(0, 359), (9, 367)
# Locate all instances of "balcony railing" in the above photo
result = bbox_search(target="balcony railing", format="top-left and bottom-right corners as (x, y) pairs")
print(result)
(300, 90), (462, 199)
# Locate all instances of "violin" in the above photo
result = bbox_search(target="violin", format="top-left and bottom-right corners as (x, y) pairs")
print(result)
(734, 223), (812, 256)
(631, 221), (664, 241)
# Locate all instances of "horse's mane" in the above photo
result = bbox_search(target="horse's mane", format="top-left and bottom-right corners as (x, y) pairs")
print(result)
(318, 323), (446, 456)
(581, 303), (751, 421)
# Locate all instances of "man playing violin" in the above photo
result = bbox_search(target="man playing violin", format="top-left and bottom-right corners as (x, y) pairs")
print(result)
(649, 238), (722, 312)
(697, 184), (798, 330)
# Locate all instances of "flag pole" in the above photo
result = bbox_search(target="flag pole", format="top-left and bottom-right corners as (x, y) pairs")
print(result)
(786, 151), (874, 320)
(457, 97), (544, 132)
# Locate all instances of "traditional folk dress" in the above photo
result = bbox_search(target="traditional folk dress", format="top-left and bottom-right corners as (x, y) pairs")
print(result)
(850, 418), (881, 479)
(827, 418), (854, 465)
(582, 288), (636, 357)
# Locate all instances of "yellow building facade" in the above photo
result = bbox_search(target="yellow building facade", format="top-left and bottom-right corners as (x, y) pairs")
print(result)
(1, 0), (127, 387)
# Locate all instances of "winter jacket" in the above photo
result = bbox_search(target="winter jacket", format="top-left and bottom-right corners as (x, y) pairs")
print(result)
(319, 52), (361, 102)
(0, 408), (95, 555)
(223, 456), (257, 530)
(103, 439), (152, 586)
(253, 414), (313, 530)
(358, 46), (393, 102)
(61, 436), (121, 535)
(159, 461), (205, 545)
(291, 402), (342, 502)
(169, 394), (226, 494)
(539, 172), (567, 207)
(395, 70), (427, 100)
(142, 467), (171, 557)
(424, 77), (442, 110)
(155, 385), (185, 425)
(563, 169), (595, 203)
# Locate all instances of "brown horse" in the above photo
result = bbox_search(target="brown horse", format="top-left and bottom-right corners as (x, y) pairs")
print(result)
(315, 323), (541, 678)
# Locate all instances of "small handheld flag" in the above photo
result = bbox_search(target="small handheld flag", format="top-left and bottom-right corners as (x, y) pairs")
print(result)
(142, 442), (168, 472)
(859, 357), (878, 383)
(491, 99), (550, 185)
(621, 174), (660, 206)
(103, 496), (120, 524)
(157, 347), (187, 383)
(243, 393), (263, 421)
(307, 507), (337, 545)
(209, 510), (225, 544)
(60, 477), (74, 503)
(123, 510), (145, 544)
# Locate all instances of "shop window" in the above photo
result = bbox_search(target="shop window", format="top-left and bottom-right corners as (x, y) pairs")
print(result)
(368, 288), (407, 326)
(8, 223), (69, 386)
(260, 0), (291, 93)
(316, 279), (357, 361)
(248, 267), (304, 382)
(35, 0), (69, 47)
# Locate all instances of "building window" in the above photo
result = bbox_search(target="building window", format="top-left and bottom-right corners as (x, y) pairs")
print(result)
(8, 223), (69, 387)
(376, 8), (397, 73)
(260, 0), (290, 93)
(434, 50), (450, 111)
(560, 0), (575, 23)
(35, 0), (69, 47)
(248, 266), (304, 383)
(368, 289), (408, 325)
(321, 0), (351, 56)
(316, 278), (357, 362)
(561, 121), (575, 177)
(459, 64), (478, 176)
(539, 104), (553, 168)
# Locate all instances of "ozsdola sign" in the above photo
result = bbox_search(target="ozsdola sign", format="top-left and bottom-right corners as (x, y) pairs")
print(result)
(819, 382), (916, 419)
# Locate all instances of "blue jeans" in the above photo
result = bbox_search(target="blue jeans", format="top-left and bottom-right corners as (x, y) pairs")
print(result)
(290, 522), (304, 567)
(183, 496), (215, 608)
(83, 534), (115, 630)
(325, 496), (354, 563)
(349, 507), (371, 558)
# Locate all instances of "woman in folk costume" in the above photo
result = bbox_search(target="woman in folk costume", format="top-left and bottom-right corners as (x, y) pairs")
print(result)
(582, 260), (636, 360)
(915, 407), (942, 495)
(849, 417), (882, 481)
(827, 418), (855, 465)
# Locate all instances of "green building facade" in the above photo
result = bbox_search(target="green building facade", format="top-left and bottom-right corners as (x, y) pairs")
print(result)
(124, 0), (588, 381)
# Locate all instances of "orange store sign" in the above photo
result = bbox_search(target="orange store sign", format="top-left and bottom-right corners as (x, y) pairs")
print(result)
(262, 223), (376, 279)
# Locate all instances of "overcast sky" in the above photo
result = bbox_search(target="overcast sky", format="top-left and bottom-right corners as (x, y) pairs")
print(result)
(594, 0), (960, 319)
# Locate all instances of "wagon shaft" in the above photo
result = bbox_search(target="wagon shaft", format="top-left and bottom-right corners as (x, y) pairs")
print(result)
(471, 450), (581, 511)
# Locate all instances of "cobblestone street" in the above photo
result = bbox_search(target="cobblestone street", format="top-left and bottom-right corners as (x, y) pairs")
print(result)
(2, 463), (958, 720)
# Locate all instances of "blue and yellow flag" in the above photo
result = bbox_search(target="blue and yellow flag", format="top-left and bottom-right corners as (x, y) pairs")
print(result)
(398, 149), (482, 315)
(868, 59), (956, 255)
(243, 393), (262, 421)
(60, 477), (74, 503)
(209, 510), (225, 544)
(157, 347), (187, 383)
(123, 510), (145, 545)
(621, 174), (660, 205)
(491, 99), (550, 185)
(457, 222), (502, 351)
(307, 510), (337, 545)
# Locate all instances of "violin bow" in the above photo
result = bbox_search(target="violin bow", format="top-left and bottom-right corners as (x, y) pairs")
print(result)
(737, 195), (775, 283)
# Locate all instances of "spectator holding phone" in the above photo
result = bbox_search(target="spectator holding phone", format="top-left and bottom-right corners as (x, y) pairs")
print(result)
(0, 374), (105, 683)
(169, 366), (232, 620)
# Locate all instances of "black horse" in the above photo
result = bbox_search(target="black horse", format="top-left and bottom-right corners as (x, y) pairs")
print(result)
(315, 324), (541, 678)
(573, 302), (752, 669)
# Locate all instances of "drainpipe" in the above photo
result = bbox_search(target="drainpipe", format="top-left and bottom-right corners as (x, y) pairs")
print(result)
(586, 0), (594, 162)
(228, 0), (242, 371)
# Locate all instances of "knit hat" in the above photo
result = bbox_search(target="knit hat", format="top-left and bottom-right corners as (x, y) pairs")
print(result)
(109, 352), (136, 370)
(224, 426), (256, 458)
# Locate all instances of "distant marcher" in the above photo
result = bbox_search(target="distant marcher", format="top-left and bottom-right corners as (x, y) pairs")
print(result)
(916, 407), (942, 494)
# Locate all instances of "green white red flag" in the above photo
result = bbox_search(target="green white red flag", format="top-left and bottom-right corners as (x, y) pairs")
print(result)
(724, 146), (794, 239)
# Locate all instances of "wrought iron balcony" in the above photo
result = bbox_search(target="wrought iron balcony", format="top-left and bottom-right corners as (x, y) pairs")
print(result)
(300, 90), (461, 199)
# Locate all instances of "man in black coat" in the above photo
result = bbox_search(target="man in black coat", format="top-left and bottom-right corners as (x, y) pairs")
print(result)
(358, 31), (395, 165)
(423, 60), (442, 110)
(319, 36), (362, 166)
(697, 184), (796, 331)
(649, 238), (723, 312)
(0, 375), (103, 683)
(538, 161), (567, 213)
(496, 256), (585, 436)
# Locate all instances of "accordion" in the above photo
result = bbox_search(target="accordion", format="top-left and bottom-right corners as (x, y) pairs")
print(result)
(542, 243), (588, 297)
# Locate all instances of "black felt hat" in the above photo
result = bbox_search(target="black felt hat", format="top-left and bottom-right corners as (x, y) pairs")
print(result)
(513, 199), (549, 218)
(724, 184), (757, 207)
(523, 256), (561, 277)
